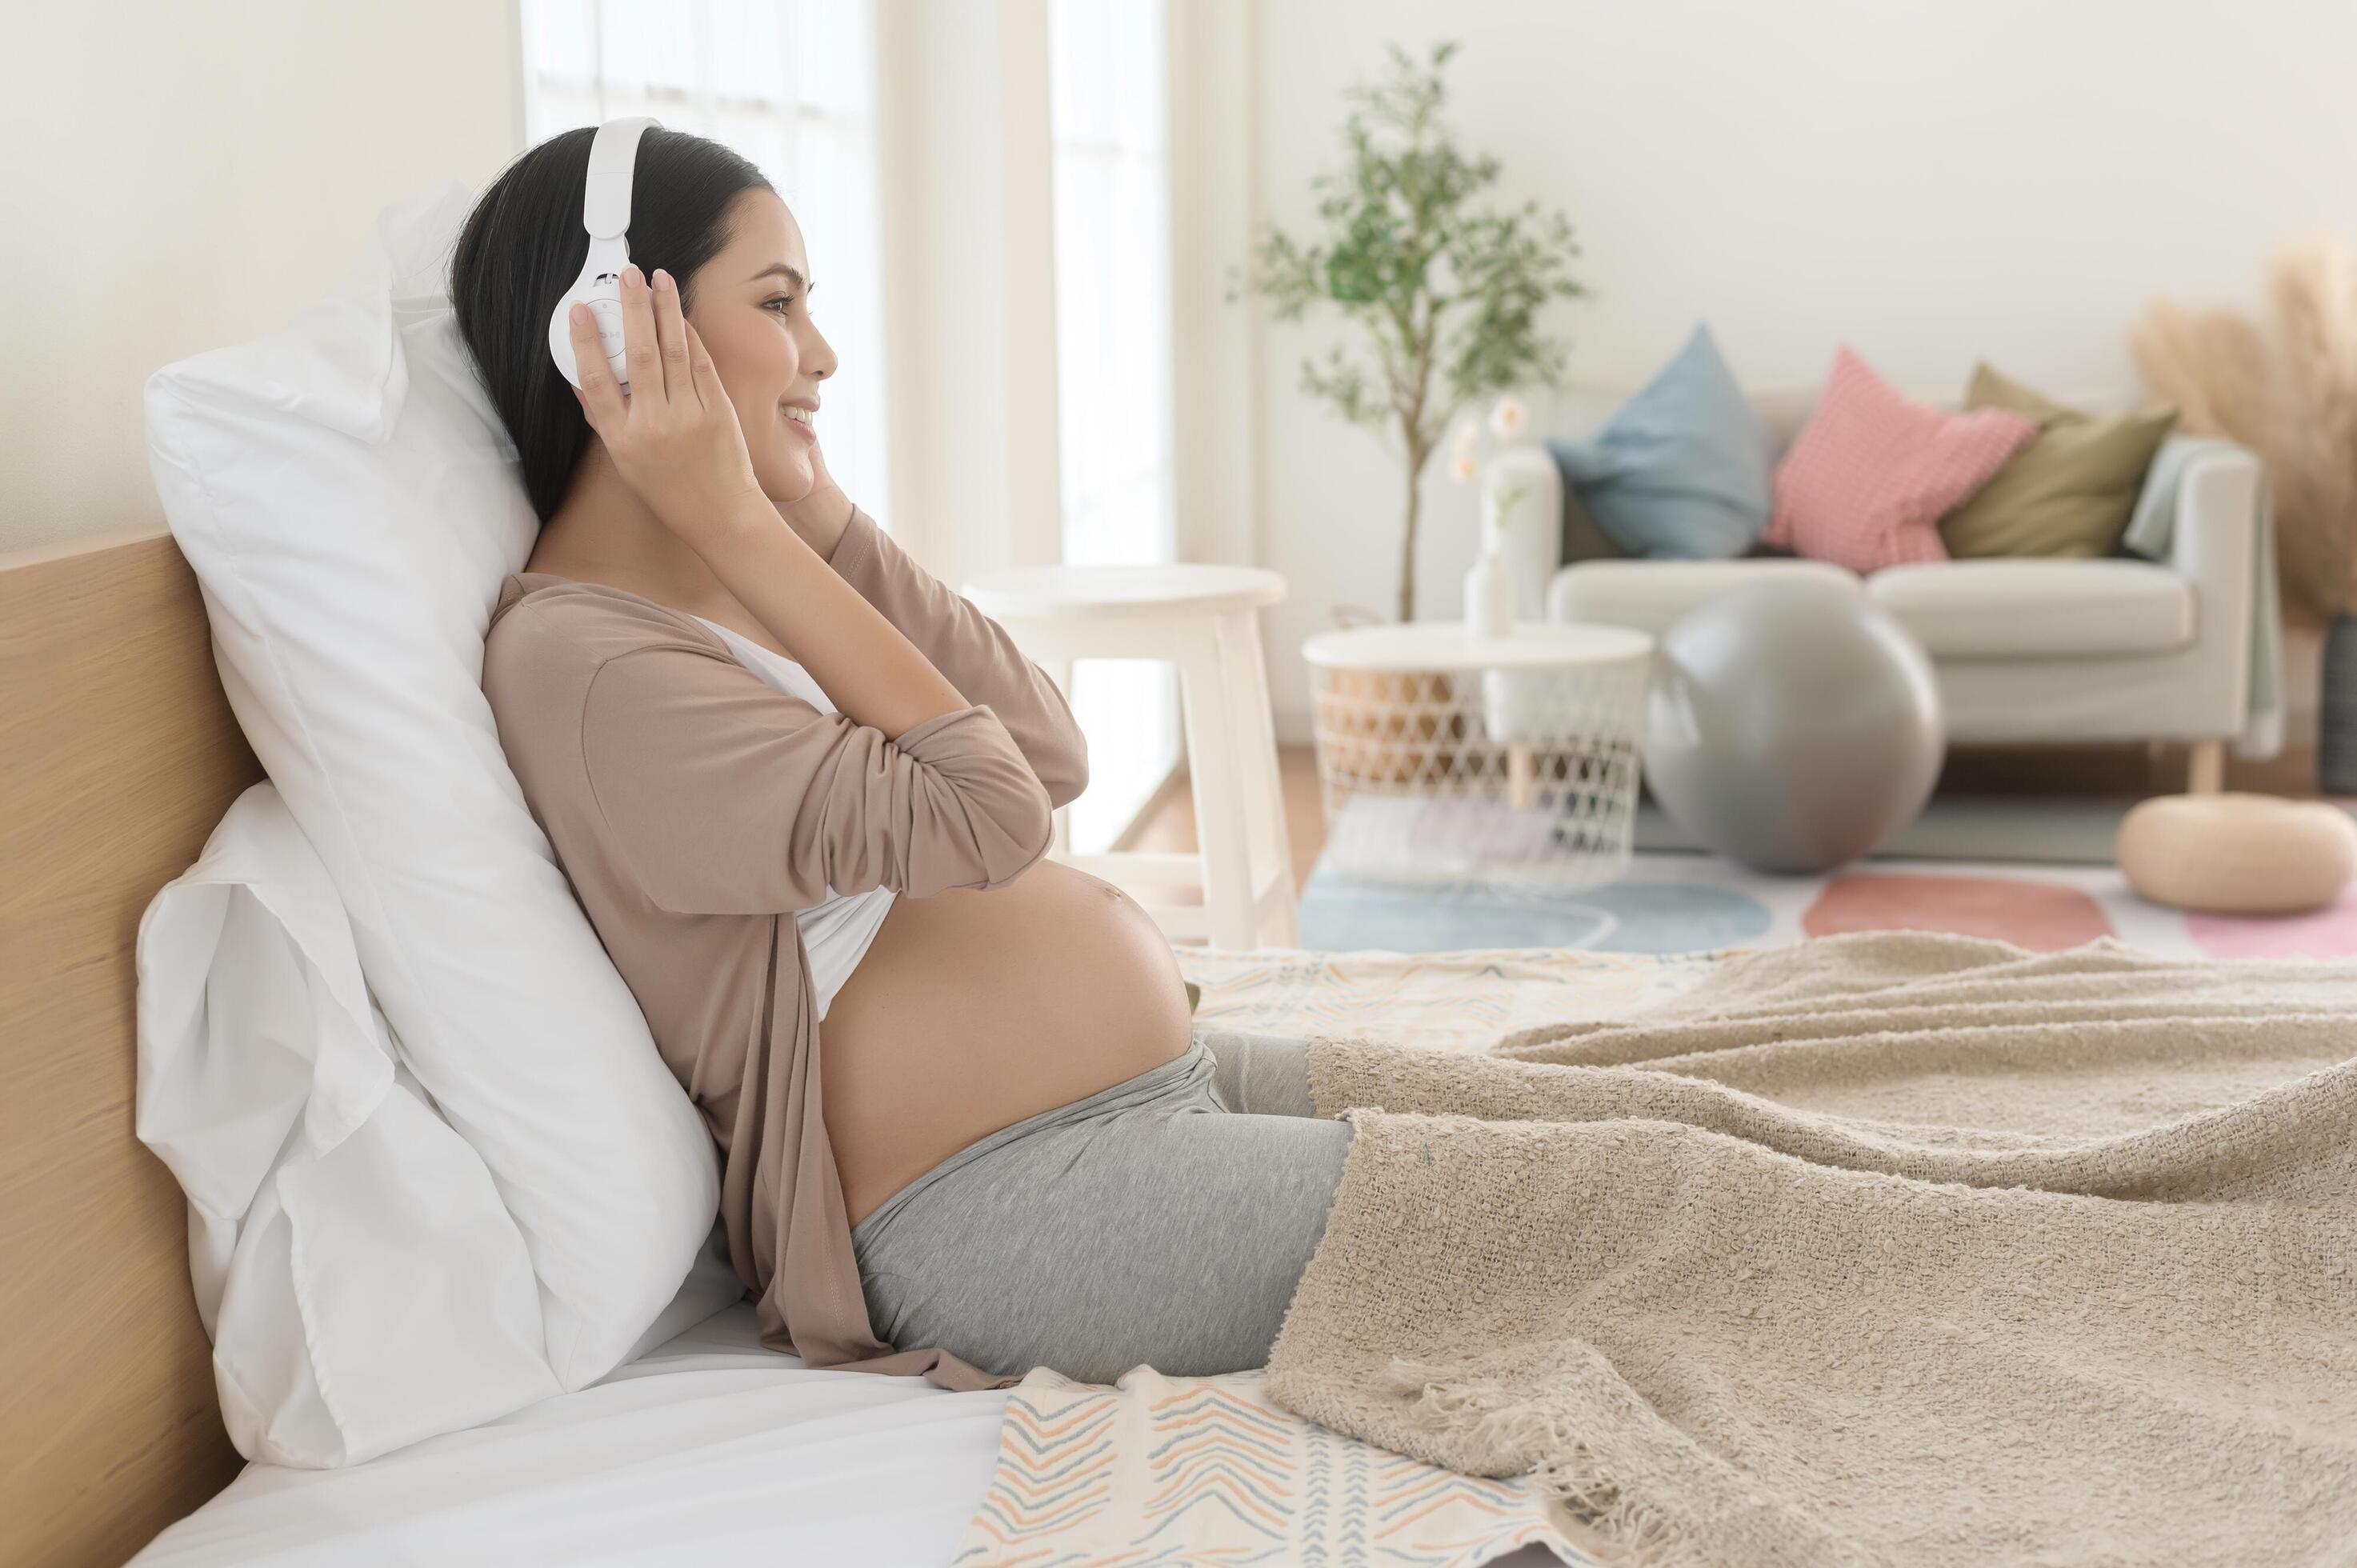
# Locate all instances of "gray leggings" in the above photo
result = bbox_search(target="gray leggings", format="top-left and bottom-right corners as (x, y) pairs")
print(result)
(848, 1029), (1355, 1383)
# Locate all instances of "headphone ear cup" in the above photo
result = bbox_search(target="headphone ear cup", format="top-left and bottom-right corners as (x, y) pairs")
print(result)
(546, 278), (634, 394)
(582, 284), (630, 393)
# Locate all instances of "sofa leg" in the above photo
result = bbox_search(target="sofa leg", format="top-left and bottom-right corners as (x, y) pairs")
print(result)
(2187, 741), (2226, 795)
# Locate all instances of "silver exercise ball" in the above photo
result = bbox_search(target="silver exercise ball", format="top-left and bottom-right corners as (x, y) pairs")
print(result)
(1644, 579), (1945, 874)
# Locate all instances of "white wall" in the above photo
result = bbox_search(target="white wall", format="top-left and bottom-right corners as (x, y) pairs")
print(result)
(2, 1), (522, 556)
(1244, 0), (2357, 738)
(874, 0), (1066, 590)
(1168, 0), (1263, 576)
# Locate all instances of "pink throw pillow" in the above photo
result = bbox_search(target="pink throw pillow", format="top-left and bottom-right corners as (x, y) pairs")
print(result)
(1766, 348), (2039, 573)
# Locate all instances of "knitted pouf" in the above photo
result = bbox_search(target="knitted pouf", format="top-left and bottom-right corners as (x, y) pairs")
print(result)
(2116, 792), (2357, 914)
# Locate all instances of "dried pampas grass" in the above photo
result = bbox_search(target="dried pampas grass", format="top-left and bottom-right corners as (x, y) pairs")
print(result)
(2131, 238), (2357, 624)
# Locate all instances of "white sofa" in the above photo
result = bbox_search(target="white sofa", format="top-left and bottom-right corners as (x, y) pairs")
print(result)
(1491, 392), (2282, 793)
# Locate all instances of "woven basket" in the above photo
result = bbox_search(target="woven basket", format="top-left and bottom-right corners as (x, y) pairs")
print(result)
(1317, 666), (1473, 790)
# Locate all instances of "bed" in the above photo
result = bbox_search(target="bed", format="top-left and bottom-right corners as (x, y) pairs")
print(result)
(0, 526), (1031, 1566)
(4, 526), (1634, 1566)
(130, 1303), (1011, 1566)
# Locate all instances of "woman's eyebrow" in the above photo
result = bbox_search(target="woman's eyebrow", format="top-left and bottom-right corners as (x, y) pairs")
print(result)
(749, 262), (810, 290)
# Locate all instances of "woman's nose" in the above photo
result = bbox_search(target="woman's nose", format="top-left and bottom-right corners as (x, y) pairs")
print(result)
(805, 325), (838, 381)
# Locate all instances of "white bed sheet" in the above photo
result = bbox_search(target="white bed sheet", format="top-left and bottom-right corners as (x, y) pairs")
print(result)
(130, 1303), (1007, 1566)
(135, 951), (1691, 1568)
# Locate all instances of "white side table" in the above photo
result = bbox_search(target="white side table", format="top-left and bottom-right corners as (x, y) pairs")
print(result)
(962, 565), (1298, 949)
(1302, 620), (1655, 887)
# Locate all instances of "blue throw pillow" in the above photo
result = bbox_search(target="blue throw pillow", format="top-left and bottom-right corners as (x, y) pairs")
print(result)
(1547, 325), (1773, 559)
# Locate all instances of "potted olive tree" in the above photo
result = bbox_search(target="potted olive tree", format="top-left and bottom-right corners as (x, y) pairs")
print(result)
(1236, 41), (1586, 788)
(1236, 39), (1586, 626)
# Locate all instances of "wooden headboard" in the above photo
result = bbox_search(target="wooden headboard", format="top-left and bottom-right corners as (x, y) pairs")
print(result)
(0, 526), (261, 1566)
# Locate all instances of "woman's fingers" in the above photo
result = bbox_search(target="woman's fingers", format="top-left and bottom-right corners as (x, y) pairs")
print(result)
(682, 318), (726, 414)
(568, 303), (629, 430)
(618, 265), (665, 407)
(650, 268), (694, 406)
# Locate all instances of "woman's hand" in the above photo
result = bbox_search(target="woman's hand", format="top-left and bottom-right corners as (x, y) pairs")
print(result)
(566, 265), (768, 554)
(777, 438), (857, 559)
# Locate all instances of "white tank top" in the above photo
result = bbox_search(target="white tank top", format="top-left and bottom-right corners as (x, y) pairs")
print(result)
(690, 615), (897, 1021)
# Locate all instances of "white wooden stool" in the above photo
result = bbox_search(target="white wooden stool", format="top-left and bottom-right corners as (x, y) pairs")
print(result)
(961, 565), (1298, 949)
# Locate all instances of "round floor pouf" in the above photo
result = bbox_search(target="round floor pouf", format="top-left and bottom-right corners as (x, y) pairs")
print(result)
(1646, 578), (1945, 874)
(2117, 792), (2357, 913)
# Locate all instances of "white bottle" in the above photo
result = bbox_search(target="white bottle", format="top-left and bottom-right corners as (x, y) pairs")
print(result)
(1463, 549), (1515, 638)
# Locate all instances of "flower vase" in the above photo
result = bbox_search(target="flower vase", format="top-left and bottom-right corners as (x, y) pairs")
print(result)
(1470, 489), (1543, 764)
(1463, 550), (1514, 638)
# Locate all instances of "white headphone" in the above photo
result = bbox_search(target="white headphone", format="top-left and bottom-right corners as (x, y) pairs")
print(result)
(546, 116), (661, 393)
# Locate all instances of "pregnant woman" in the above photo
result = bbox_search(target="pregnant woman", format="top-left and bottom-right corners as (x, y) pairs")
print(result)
(458, 126), (1354, 1390)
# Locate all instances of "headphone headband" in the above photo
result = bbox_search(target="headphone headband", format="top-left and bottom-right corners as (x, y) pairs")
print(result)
(582, 117), (656, 240)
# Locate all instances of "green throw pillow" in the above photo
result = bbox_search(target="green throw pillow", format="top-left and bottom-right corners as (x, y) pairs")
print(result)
(1939, 363), (2177, 559)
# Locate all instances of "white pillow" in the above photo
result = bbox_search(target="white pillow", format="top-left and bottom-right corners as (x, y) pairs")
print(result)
(142, 182), (722, 1388)
(138, 782), (561, 1466)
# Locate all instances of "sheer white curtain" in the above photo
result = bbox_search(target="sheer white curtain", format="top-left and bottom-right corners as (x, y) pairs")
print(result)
(1050, 0), (1181, 854)
(519, 0), (891, 519)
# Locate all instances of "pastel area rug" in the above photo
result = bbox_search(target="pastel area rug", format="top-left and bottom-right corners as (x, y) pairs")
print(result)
(1300, 794), (2357, 959)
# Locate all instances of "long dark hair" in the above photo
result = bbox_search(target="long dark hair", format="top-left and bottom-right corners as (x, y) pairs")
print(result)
(450, 126), (772, 522)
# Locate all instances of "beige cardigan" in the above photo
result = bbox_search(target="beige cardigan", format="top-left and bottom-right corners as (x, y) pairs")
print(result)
(482, 509), (1086, 1392)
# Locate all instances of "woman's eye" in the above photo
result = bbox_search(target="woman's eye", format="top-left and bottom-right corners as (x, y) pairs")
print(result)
(764, 294), (798, 314)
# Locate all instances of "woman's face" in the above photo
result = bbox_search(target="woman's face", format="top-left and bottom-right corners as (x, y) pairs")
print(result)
(682, 189), (837, 503)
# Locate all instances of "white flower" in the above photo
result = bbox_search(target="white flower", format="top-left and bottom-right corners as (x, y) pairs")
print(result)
(1449, 452), (1480, 484)
(1489, 394), (1527, 439)
(1451, 418), (1481, 457)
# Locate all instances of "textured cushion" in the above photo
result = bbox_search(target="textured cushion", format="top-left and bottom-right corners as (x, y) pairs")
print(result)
(1940, 364), (2178, 559)
(1867, 559), (2196, 657)
(1549, 557), (1863, 638)
(2117, 794), (2357, 914)
(1764, 348), (2039, 574)
(1548, 324), (1774, 560)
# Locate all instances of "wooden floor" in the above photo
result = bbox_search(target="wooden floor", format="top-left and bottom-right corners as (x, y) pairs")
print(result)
(1121, 746), (1331, 893)
(1126, 742), (2339, 896)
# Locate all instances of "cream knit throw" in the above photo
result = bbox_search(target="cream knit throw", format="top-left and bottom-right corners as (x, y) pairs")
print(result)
(1266, 932), (2357, 1567)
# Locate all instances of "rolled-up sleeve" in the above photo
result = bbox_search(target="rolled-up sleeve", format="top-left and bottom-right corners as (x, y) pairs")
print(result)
(826, 510), (1089, 807)
(578, 642), (1054, 916)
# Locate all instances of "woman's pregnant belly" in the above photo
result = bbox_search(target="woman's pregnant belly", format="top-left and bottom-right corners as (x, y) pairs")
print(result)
(820, 858), (1196, 1230)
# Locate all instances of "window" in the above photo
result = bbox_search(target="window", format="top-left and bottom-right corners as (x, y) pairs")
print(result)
(1049, 0), (1180, 854)
(520, 0), (890, 518)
